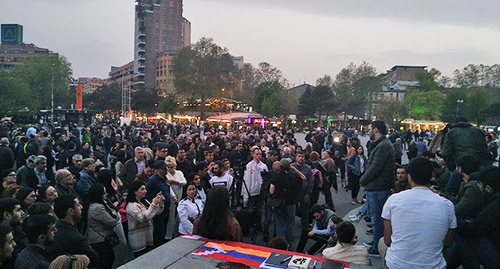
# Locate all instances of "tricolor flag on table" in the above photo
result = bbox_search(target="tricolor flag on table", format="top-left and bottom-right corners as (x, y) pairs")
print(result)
(192, 242), (272, 267)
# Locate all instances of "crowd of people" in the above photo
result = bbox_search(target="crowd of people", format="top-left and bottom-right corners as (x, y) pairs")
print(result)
(0, 117), (497, 268)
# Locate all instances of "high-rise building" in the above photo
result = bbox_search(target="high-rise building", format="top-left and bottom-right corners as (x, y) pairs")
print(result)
(134, 0), (189, 91)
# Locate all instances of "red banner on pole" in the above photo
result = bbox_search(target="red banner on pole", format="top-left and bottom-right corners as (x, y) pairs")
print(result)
(77, 85), (82, 110)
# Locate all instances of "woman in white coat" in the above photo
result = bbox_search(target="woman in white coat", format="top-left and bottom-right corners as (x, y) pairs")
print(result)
(177, 182), (204, 234)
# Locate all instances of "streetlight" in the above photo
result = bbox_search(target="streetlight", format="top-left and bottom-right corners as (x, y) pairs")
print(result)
(222, 88), (233, 130)
(456, 99), (464, 118)
(51, 63), (54, 128)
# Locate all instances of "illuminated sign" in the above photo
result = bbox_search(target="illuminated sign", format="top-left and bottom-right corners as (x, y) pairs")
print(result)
(1, 24), (23, 44)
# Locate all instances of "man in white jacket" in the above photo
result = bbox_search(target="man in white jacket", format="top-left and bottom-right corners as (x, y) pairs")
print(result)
(242, 147), (268, 230)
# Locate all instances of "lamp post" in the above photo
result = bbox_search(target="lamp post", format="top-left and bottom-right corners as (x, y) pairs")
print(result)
(51, 63), (54, 128)
(222, 88), (233, 130)
(456, 99), (464, 118)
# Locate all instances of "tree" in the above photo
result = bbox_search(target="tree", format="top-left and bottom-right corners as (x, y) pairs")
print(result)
(131, 88), (159, 115)
(158, 93), (180, 118)
(373, 97), (408, 126)
(84, 83), (122, 112)
(316, 74), (334, 88)
(11, 54), (73, 111)
(415, 68), (442, 92)
(172, 37), (238, 119)
(312, 85), (335, 126)
(332, 62), (380, 117)
(0, 72), (31, 115)
(453, 64), (500, 91)
(253, 62), (290, 88)
(464, 87), (493, 124)
(440, 89), (468, 122)
(298, 86), (315, 118)
(405, 89), (444, 120)
(253, 81), (284, 113)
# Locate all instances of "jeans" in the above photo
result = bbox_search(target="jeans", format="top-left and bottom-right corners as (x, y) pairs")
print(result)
(445, 234), (500, 269)
(274, 204), (295, 246)
(152, 211), (169, 248)
(366, 190), (389, 251)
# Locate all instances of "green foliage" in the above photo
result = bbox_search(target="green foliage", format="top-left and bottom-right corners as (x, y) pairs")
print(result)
(131, 89), (159, 115)
(453, 64), (500, 91)
(172, 37), (238, 119)
(415, 68), (441, 92)
(0, 71), (31, 115)
(253, 81), (284, 113)
(405, 89), (444, 120)
(373, 97), (408, 125)
(0, 54), (72, 117)
(464, 87), (493, 124)
(316, 75), (334, 88)
(8, 54), (73, 113)
(260, 92), (280, 118)
(298, 86), (315, 118)
(441, 89), (468, 122)
(84, 83), (122, 112)
(158, 93), (180, 116)
(332, 62), (380, 117)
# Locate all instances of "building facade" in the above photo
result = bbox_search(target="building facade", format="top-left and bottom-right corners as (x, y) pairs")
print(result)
(0, 24), (57, 71)
(134, 0), (189, 91)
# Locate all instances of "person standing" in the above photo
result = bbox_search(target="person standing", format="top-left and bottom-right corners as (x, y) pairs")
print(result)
(346, 145), (367, 205)
(359, 120), (395, 257)
(242, 147), (268, 231)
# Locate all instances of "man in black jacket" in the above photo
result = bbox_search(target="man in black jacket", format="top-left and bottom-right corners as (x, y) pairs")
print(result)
(359, 120), (395, 257)
(0, 138), (14, 172)
(47, 194), (99, 268)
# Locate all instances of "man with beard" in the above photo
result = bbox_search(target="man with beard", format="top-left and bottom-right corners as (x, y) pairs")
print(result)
(359, 120), (395, 257)
(176, 148), (193, 178)
(14, 214), (56, 269)
(291, 151), (313, 249)
(0, 223), (15, 269)
(0, 199), (26, 255)
(47, 194), (98, 268)
(209, 160), (233, 190)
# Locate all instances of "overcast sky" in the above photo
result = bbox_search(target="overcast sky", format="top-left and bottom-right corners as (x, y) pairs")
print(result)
(2, 0), (499, 86)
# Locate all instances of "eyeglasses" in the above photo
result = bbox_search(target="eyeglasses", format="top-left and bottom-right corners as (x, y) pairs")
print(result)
(7, 174), (16, 178)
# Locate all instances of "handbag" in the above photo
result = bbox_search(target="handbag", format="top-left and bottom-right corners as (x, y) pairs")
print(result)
(91, 226), (120, 247)
(269, 198), (286, 214)
(105, 232), (120, 247)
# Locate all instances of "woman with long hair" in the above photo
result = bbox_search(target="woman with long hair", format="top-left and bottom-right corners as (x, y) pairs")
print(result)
(345, 145), (367, 205)
(165, 156), (186, 240)
(193, 186), (242, 242)
(126, 181), (164, 257)
(85, 183), (118, 269)
(191, 173), (206, 202)
(96, 169), (120, 206)
(177, 181), (204, 235)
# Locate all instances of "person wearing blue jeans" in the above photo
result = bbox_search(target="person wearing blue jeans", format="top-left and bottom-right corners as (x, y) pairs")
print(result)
(274, 204), (295, 246)
(366, 190), (389, 252)
(359, 120), (395, 257)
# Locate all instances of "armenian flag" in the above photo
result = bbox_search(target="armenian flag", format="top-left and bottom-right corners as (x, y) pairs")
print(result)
(192, 242), (272, 267)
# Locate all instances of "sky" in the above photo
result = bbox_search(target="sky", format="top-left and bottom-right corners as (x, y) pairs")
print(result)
(2, 0), (500, 86)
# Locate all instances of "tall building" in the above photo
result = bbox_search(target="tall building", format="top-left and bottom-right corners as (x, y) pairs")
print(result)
(108, 61), (134, 89)
(134, 0), (189, 91)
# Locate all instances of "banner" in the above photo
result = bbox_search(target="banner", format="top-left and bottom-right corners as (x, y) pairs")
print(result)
(77, 85), (82, 110)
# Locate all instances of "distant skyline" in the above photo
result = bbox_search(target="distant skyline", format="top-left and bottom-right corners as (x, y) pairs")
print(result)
(2, 0), (500, 86)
